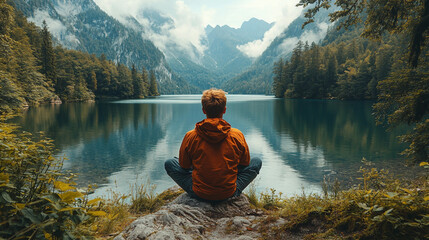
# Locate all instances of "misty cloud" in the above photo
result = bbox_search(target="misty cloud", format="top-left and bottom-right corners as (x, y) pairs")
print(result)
(238, 15), (331, 59)
(237, 19), (296, 58)
(94, 0), (305, 61)
(278, 22), (331, 55)
(236, 0), (302, 58)
(94, 0), (207, 60)
(28, 9), (81, 48)
(278, 37), (299, 55)
(28, 10), (66, 35)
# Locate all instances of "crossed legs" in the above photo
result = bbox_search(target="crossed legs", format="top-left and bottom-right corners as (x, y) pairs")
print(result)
(164, 157), (262, 201)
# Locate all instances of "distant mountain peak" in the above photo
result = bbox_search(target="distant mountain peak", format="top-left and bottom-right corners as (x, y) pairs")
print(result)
(204, 18), (273, 43)
(241, 18), (271, 28)
(15, 0), (194, 94)
(205, 25), (214, 35)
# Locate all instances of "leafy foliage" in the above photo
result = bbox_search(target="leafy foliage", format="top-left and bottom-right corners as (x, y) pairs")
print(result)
(77, 182), (183, 238)
(297, 0), (429, 68)
(256, 165), (429, 239)
(0, 116), (91, 239)
(374, 55), (429, 162)
(286, 0), (429, 163)
(272, 7), (429, 162)
(0, 114), (183, 239)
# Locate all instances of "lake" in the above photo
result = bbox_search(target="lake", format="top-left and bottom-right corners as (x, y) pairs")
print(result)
(12, 95), (409, 197)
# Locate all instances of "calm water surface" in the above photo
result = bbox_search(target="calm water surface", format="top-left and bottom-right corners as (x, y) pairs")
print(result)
(13, 95), (408, 197)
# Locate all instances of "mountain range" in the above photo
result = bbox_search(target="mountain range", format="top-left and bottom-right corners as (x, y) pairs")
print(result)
(11, 0), (194, 94)
(12, 0), (332, 94)
(223, 10), (333, 94)
(121, 11), (274, 90)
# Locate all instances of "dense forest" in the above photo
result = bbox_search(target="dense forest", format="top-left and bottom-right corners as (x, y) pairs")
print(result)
(272, 26), (418, 100)
(274, 0), (429, 163)
(0, 0), (159, 113)
(272, 28), (429, 163)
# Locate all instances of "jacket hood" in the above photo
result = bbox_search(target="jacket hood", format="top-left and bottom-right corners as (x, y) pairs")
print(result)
(195, 118), (231, 143)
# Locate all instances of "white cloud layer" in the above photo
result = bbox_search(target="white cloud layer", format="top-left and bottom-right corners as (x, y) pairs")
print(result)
(94, 0), (207, 60)
(278, 22), (331, 55)
(28, 9), (81, 48)
(236, 0), (304, 58)
(93, 0), (304, 59)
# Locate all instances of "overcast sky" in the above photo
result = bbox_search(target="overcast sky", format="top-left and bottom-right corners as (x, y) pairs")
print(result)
(92, 0), (304, 58)
(93, 0), (302, 28)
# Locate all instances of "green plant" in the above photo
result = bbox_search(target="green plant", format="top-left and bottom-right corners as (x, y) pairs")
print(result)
(321, 176), (341, 199)
(264, 166), (429, 239)
(129, 180), (158, 213)
(260, 188), (284, 210)
(0, 116), (91, 239)
(77, 181), (184, 238)
(79, 189), (131, 236)
(245, 181), (260, 208)
(129, 181), (183, 214)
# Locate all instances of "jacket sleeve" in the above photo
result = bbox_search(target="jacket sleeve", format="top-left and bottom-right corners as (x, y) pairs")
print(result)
(239, 133), (250, 166)
(179, 132), (192, 169)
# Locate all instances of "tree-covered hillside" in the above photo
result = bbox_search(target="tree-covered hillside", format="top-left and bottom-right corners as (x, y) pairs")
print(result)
(10, 0), (194, 94)
(276, 0), (429, 162)
(272, 26), (407, 100)
(222, 10), (332, 94)
(0, 1), (159, 113)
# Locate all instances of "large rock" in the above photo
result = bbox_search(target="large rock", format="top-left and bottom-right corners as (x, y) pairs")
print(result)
(114, 193), (265, 240)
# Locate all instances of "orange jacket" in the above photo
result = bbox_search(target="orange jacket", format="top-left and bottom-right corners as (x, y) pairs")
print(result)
(179, 118), (250, 200)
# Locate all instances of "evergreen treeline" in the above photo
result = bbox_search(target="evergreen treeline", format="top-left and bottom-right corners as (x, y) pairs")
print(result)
(272, 23), (429, 162)
(272, 27), (406, 100)
(0, 0), (159, 113)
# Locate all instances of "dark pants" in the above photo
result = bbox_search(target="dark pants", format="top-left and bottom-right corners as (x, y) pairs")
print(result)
(164, 157), (262, 202)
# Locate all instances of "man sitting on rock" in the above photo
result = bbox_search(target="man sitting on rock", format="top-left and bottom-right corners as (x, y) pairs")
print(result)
(165, 89), (262, 202)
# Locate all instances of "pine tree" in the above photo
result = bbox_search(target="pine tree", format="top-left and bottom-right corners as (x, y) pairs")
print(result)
(132, 64), (143, 98)
(355, 58), (371, 99)
(375, 46), (393, 81)
(308, 43), (321, 98)
(89, 70), (97, 92)
(117, 63), (133, 98)
(141, 66), (149, 96)
(281, 62), (291, 95)
(273, 58), (285, 98)
(366, 52), (378, 98)
(336, 43), (346, 66)
(40, 20), (56, 89)
(291, 41), (306, 98)
(325, 49), (338, 97)
(149, 70), (159, 96)
(0, 0), (13, 35)
(299, 0), (428, 68)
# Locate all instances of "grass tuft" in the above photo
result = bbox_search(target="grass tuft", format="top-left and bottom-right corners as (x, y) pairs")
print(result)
(78, 181), (183, 238)
(248, 166), (429, 239)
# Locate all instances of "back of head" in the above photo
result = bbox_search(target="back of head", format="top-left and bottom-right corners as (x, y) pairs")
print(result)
(201, 89), (227, 118)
